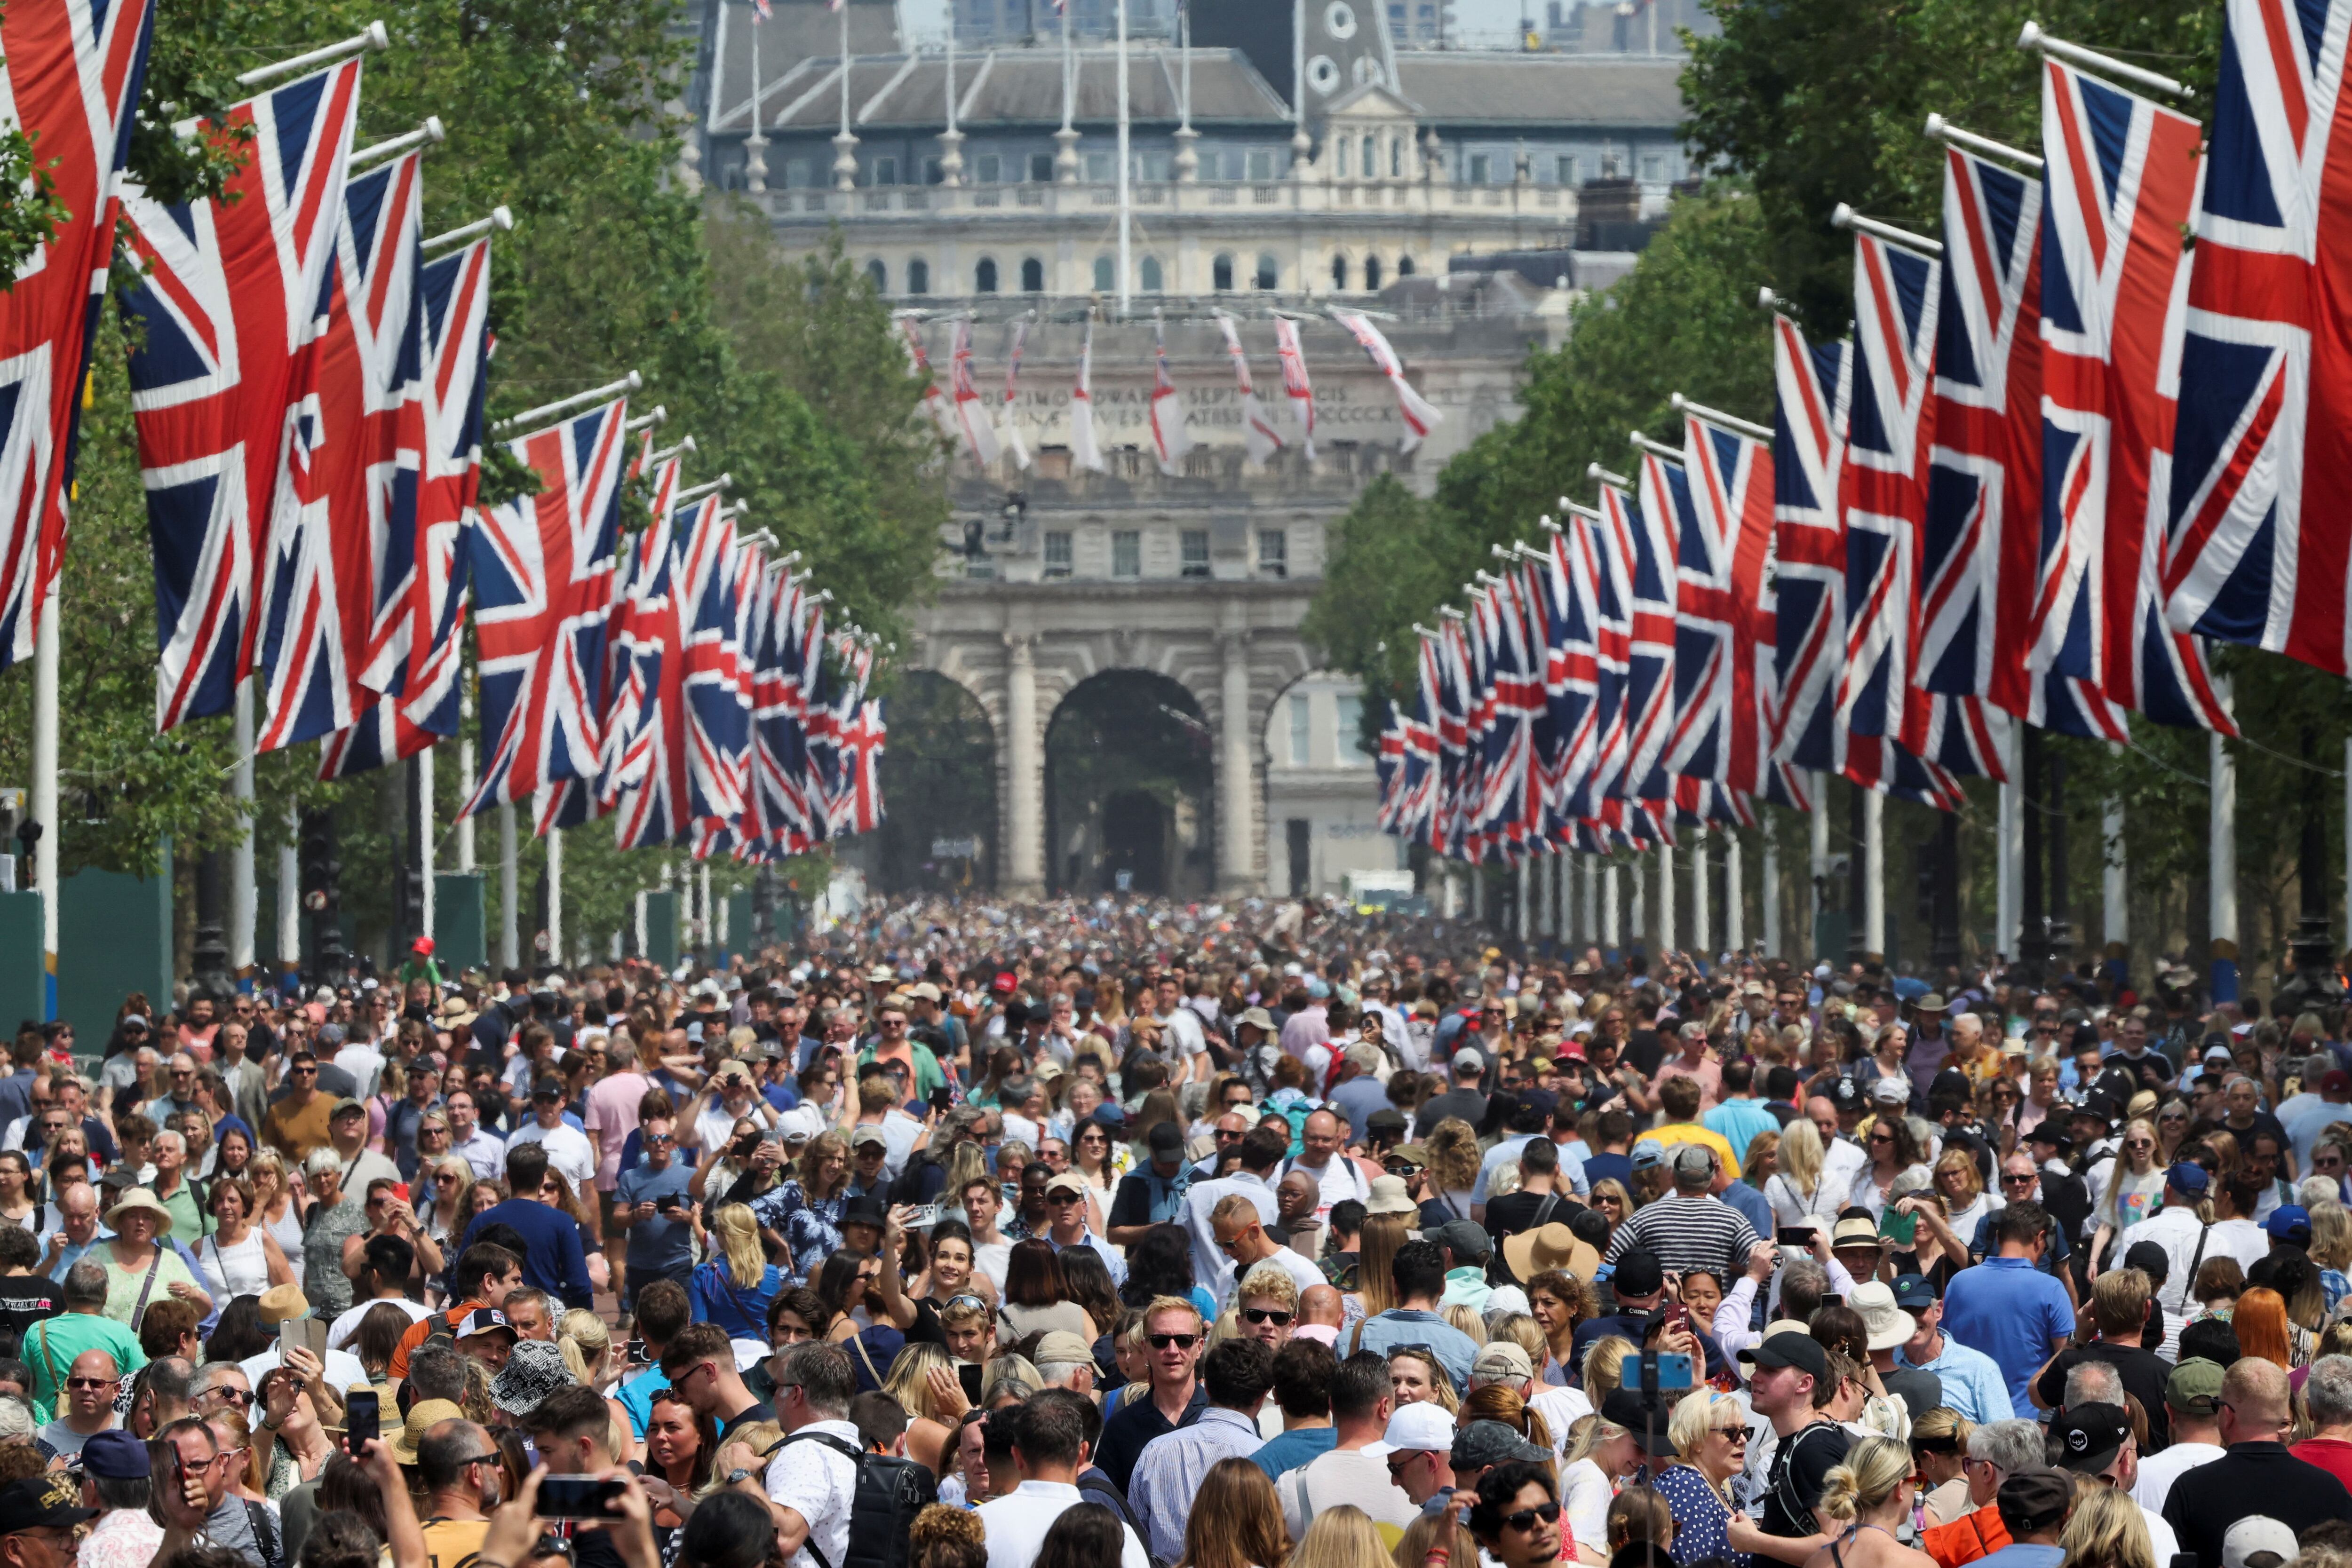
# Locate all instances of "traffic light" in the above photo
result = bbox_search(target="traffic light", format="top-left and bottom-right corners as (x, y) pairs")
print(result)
(299, 808), (346, 981)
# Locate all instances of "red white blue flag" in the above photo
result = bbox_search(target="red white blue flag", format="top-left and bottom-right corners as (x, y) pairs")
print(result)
(1768, 312), (1850, 778)
(2163, 0), (2352, 679)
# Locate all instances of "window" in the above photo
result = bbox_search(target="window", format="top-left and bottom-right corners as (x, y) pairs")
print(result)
(865, 259), (887, 292)
(1248, 147), (1275, 180)
(975, 257), (999, 292)
(871, 155), (898, 185)
(1212, 253), (1234, 291)
(1140, 255), (1164, 292)
(1289, 695), (1312, 765)
(1093, 255), (1114, 292)
(1258, 528), (1287, 577)
(1361, 135), (1375, 177)
(1331, 253), (1349, 290)
(1336, 137), (1349, 178)
(1112, 531), (1142, 578)
(786, 158), (812, 189)
(1469, 152), (1491, 183)
(907, 257), (930, 294)
(1555, 154), (1578, 184)
(1137, 150), (1172, 181)
(1640, 153), (1665, 181)
(1021, 257), (1044, 292)
(1547, 0), (1561, 24)
(1255, 253), (1279, 290)
(1391, 137), (1404, 177)
(1397, 254), (1414, 276)
(977, 154), (1001, 183)
(1181, 530), (1210, 577)
(1030, 152), (1055, 182)
(1335, 694), (1366, 759)
(1043, 531), (1073, 578)
(1086, 151), (1113, 182)
(1389, 1), (1406, 25)
(1365, 255), (1382, 291)
(923, 157), (944, 184)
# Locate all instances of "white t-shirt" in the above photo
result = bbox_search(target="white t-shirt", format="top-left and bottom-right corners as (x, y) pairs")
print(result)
(1530, 1385), (1595, 1455)
(976, 1481), (1151, 1568)
(327, 1295), (430, 1351)
(505, 1121), (596, 1192)
(1560, 1456), (1615, 1556)
(765, 1418), (861, 1568)
(335, 1045), (386, 1101)
(1155, 1007), (1208, 1061)
(2131, 1441), (2224, 1516)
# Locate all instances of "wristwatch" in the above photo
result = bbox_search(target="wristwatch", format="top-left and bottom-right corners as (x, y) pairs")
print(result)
(726, 1468), (757, 1486)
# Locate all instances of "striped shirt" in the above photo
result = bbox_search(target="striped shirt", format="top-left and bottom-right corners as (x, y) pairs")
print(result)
(1603, 1193), (1761, 1278)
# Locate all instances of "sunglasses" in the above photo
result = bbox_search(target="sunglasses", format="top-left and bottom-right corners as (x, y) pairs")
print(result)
(1242, 1308), (1294, 1326)
(1502, 1504), (1563, 1531)
(1710, 1425), (1749, 1444)
(201, 1387), (254, 1407)
(1147, 1333), (1199, 1350)
(66, 1376), (117, 1390)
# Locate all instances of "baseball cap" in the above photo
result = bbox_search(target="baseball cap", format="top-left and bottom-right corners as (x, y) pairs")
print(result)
(1045, 1172), (1088, 1197)
(1436, 1220), (1492, 1264)
(849, 1125), (888, 1149)
(2168, 1161), (2212, 1196)
(0, 1474), (95, 1535)
(79, 1429), (149, 1479)
(2222, 1518), (2300, 1568)
(529, 1078), (564, 1102)
(1453, 1048), (1486, 1075)
(455, 1307), (516, 1341)
(2050, 1402), (2129, 1473)
(1868, 1077), (1908, 1106)
(1368, 1401), (1456, 1458)
(1736, 1330), (1829, 1381)
(2165, 1357), (2225, 1417)
(1611, 1249), (1664, 1299)
(1995, 1468), (2075, 1536)
(1891, 1274), (1938, 1311)
(1599, 1387), (1678, 1455)
(1630, 1140), (1666, 1172)
(1471, 1342), (1535, 1384)
(1453, 1419), (1550, 1468)
(2267, 1205), (2313, 1245)
(1147, 1121), (1184, 1154)
(330, 1096), (368, 1117)
(1670, 1145), (1715, 1184)
(1033, 1330), (1095, 1368)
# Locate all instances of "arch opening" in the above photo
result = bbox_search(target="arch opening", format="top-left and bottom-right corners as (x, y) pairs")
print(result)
(1044, 669), (1215, 897)
(860, 672), (999, 893)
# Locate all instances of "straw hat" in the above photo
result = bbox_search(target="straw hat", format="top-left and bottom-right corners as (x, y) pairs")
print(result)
(257, 1285), (311, 1325)
(1500, 1222), (1600, 1283)
(102, 1188), (175, 1238)
(388, 1399), (466, 1465)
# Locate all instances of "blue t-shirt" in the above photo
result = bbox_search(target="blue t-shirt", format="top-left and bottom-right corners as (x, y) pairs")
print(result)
(1938, 1255), (2074, 1414)
(615, 1363), (672, 1439)
(1252, 1425), (1336, 1481)
(615, 1164), (697, 1276)
(1582, 1152), (1634, 1193)
(691, 1259), (785, 1339)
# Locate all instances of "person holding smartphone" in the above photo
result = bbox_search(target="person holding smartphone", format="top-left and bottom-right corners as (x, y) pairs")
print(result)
(613, 1118), (699, 1310)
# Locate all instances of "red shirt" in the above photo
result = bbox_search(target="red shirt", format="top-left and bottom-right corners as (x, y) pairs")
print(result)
(2292, 1436), (2352, 1492)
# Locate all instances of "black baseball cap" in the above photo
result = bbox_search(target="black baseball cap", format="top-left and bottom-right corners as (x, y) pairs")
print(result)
(1736, 1330), (1829, 1381)
(1147, 1121), (1184, 1154)
(0, 1473), (95, 1535)
(1612, 1250), (1664, 1299)
(2050, 1403), (2129, 1474)
(1995, 1468), (2075, 1536)
(1599, 1387), (1678, 1455)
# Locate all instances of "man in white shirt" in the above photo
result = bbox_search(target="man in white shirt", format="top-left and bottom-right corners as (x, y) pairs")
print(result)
(1286, 1110), (1369, 1227)
(504, 1080), (596, 1193)
(2114, 1164), (2228, 1318)
(976, 1389), (1151, 1568)
(1183, 1126), (1286, 1299)
(763, 1342), (865, 1568)
(1152, 978), (1209, 1083)
(334, 1023), (386, 1101)
(2132, 1359), (2228, 1516)
(962, 1175), (1014, 1292)
(1209, 1193), (1323, 1302)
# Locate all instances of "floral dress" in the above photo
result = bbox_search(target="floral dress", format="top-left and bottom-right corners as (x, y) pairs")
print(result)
(749, 1179), (846, 1283)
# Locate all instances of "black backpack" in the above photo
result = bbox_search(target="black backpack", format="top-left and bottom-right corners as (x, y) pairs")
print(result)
(781, 1431), (937, 1568)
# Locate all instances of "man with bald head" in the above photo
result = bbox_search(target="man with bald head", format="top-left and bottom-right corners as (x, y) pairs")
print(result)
(417, 1416), (500, 1563)
(42, 1347), (122, 1456)
(1287, 1109), (1368, 1227)
(2161, 1358), (2352, 1566)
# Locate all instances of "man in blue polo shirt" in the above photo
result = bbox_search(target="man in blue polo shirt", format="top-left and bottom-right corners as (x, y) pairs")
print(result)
(1938, 1201), (2073, 1415)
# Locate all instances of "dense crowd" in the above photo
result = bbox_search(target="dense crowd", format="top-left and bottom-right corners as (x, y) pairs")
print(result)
(6, 895), (2352, 1568)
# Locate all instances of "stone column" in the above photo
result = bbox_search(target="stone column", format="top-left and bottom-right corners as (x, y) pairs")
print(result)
(1218, 632), (1259, 892)
(1004, 633), (1045, 895)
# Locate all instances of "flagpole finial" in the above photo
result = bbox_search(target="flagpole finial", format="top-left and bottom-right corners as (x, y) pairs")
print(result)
(1756, 286), (1779, 309)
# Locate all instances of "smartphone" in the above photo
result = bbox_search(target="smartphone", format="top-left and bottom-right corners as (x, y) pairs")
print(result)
(1652, 1352), (1696, 1391)
(930, 1085), (954, 1114)
(1775, 1228), (1816, 1247)
(345, 1390), (379, 1455)
(279, 1317), (328, 1362)
(656, 1192), (685, 1214)
(1662, 1302), (1690, 1335)
(1880, 1209), (1920, 1246)
(536, 1477), (630, 1519)
(905, 1203), (943, 1229)
(625, 1339), (650, 1366)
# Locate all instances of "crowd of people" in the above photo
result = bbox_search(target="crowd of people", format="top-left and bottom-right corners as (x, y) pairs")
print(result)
(5, 892), (2352, 1568)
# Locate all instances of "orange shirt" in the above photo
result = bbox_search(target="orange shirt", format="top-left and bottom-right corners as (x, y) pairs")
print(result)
(388, 1297), (486, 1381)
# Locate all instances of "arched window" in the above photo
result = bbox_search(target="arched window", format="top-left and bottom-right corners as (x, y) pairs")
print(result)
(1255, 252), (1279, 290)
(1365, 254), (1382, 291)
(907, 257), (930, 294)
(1361, 135), (1375, 177)
(1336, 137), (1350, 177)
(866, 259), (887, 293)
(975, 257), (1000, 293)
(1212, 253), (1235, 291)
(1141, 255), (1164, 292)
(1093, 255), (1114, 292)
(1021, 257), (1045, 292)
(1331, 253), (1349, 291)
(1396, 254), (1414, 277)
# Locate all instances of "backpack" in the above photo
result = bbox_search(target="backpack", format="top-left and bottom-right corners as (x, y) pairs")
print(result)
(781, 1430), (938, 1568)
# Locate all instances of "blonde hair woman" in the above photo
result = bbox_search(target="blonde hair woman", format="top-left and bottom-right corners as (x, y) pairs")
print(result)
(1394, 1511), (1480, 1568)
(1804, 1437), (1935, 1568)
(559, 1308), (613, 1388)
(1442, 1304), (1487, 1346)
(2058, 1481), (2154, 1568)
(1460, 1384), (1553, 1457)
(1909, 1409), (1975, 1527)
(1351, 1212), (1411, 1320)
(421, 1154), (474, 1256)
(1765, 1117), (1836, 1227)
(1389, 1347), (1459, 1413)
(1424, 1118), (1481, 1222)
(246, 1149), (306, 1260)
(882, 1340), (967, 1473)
(1652, 1389), (1748, 1563)
(692, 1203), (784, 1338)
(1559, 1411), (1643, 1564)
(1579, 1336), (1633, 1402)
(2088, 1118), (2166, 1275)
(1291, 1504), (1390, 1568)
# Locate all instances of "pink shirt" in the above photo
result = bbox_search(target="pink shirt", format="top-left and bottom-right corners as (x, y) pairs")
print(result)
(584, 1071), (652, 1190)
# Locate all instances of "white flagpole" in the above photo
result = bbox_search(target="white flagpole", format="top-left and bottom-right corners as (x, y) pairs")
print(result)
(546, 824), (564, 966)
(231, 681), (255, 978)
(1763, 832), (1780, 958)
(30, 588), (56, 997)
(746, 3), (769, 193)
(1811, 772), (1831, 961)
(276, 809), (300, 970)
(420, 745), (437, 940)
(457, 686), (477, 873)
(1862, 789), (1885, 961)
(1725, 829), (1743, 952)
(499, 803), (519, 968)
(1116, 0), (1130, 311)
(2211, 680), (2239, 1001)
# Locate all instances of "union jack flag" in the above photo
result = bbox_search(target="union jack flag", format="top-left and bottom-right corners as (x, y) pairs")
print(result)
(122, 58), (364, 732)
(1668, 417), (1773, 802)
(1273, 317), (1316, 460)
(2163, 0), (2352, 678)
(1768, 312), (1851, 776)
(401, 230), (495, 735)
(611, 493), (691, 849)
(2036, 56), (2234, 734)
(0, 0), (153, 669)
(460, 395), (627, 816)
(1576, 494), (1636, 834)
(259, 146), (425, 752)
(836, 699), (885, 835)
(1835, 231), (1939, 755)
(1621, 460), (1680, 813)
(998, 317), (1031, 471)
(675, 495), (748, 825)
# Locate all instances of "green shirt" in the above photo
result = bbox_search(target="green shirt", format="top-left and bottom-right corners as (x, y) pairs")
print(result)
(856, 1040), (945, 1100)
(21, 1311), (145, 1410)
(158, 1180), (215, 1243)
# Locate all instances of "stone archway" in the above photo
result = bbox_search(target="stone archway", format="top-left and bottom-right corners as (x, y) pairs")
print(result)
(866, 671), (998, 892)
(1043, 669), (1216, 896)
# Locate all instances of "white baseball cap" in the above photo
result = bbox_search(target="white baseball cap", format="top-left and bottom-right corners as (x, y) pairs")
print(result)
(1367, 1401), (1456, 1458)
(2222, 1518), (2299, 1568)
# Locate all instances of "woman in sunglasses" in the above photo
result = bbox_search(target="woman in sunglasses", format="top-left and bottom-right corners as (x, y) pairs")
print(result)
(1647, 1388), (1752, 1565)
(1470, 1459), (1572, 1568)
(2086, 1117), (2168, 1278)
(1800, 1435), (1934, 1568)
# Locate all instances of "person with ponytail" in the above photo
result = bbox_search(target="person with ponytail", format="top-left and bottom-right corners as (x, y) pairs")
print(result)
(691, 1203), (785, 1338)
(1800, 1437), (1935, 1568)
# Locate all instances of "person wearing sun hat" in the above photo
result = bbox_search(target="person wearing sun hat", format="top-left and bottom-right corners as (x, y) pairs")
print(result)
(94, 1188), (208, 1326)
(489, 1338), (574, 1419)
(387, 1397), (468, 1466)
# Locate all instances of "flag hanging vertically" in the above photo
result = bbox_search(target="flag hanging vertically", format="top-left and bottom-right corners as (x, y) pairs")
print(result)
(2163, 0), (2352, 679)
(1333, 308), (1440, 451)
(948, 317), (1001, 468)
(899, 317), (958, 446)
(0, 0), (154, 669)
(1070, 321), (1106, 473)
(122, 58), (364, 732)
(2036, 55), (2234, 734)
(1621, 458), (1680, 818)
(1768, 312), (1851, 777)
(675, 495), (747, 826)
(999, 317), (1032, 471)
(402, 228), (495, 735)
(1273, 317), (1318, 460)
(1148, 320), (1193, 475)
(1216, 316), (1283, 465)
(461, 395), (628, 816)
(1669, 415), (1773, 803)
